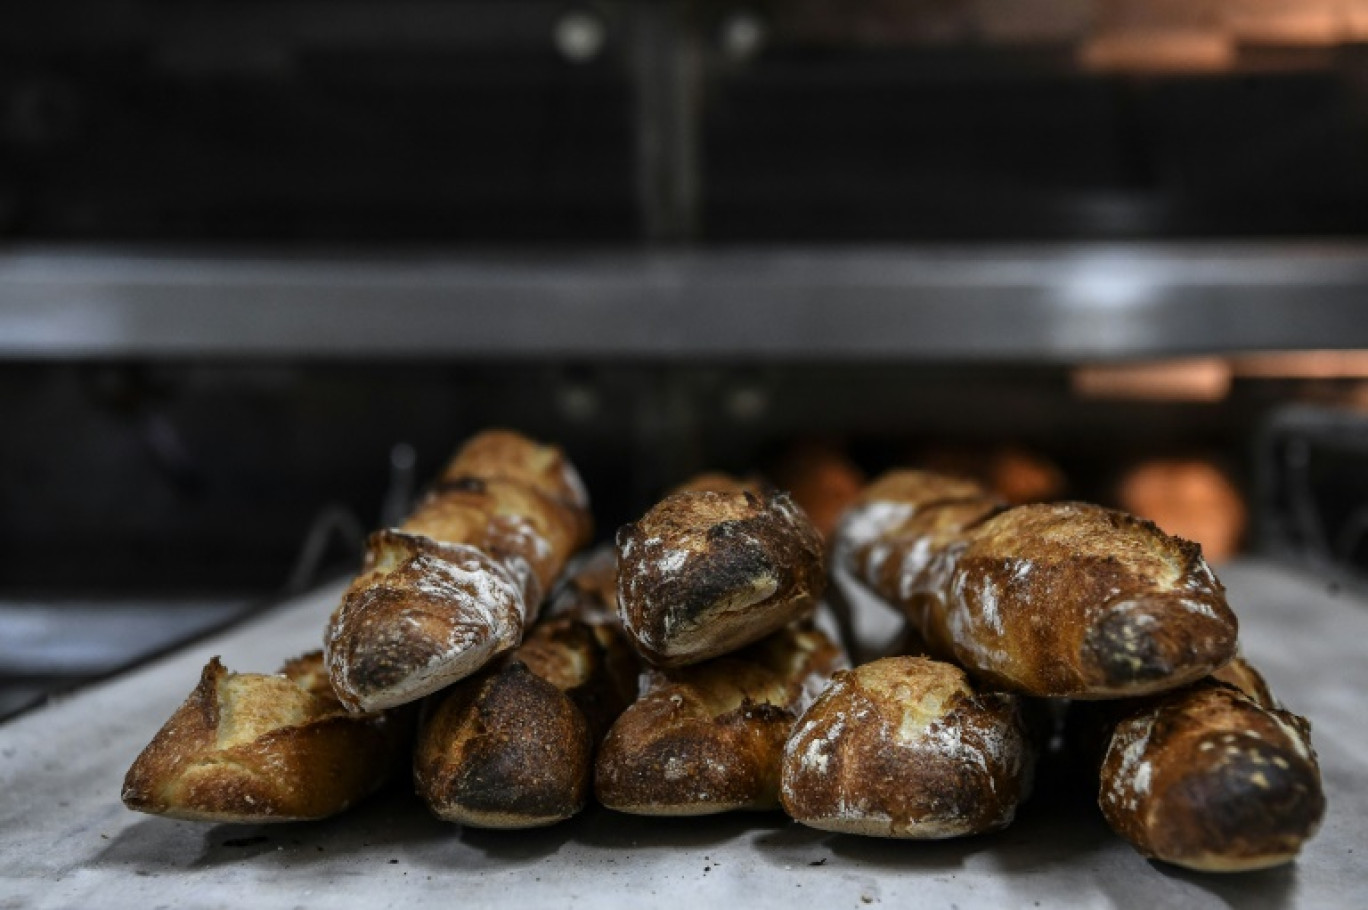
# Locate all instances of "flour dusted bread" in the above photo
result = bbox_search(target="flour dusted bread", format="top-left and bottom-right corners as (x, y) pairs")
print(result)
(122, 652), (405, 823)
(835, 471), (1238, 699)
(1091, 657), (1324, 872)
(326, 430), (592, 711)
(617, 486), (826, 667)
(595, 622), (844, 815)
(414, 551), (638, 828)
(781, 656), (1035, 838)
(326, 531), (527, 712)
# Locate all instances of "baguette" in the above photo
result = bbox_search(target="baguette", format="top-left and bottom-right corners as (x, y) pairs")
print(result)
(122, 652), (406, 823)
(780, 655), (1036, 838)
(326, 430), (592, 711)
(616, 485), (826, 667)
(595, 621), (845, 815)
(835, 470), (1239, 698)
(1089, 657), (1325, 872)
(413, 550), (638, 828)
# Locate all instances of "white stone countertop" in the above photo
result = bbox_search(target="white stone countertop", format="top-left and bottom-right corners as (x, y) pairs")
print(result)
(1, 559), (1364, 910)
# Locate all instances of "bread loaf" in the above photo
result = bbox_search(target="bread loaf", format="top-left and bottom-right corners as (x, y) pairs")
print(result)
(835, 470), (1239, 698)
(326, 430), (592, 711)
(413, 549), (638, 828)
(122, 652), (406, 823)
(1089, 657), (1325, 871)
(780, 655), (1036, 838)
(595, 622), (845, 815)
(616, 486), (826, 667)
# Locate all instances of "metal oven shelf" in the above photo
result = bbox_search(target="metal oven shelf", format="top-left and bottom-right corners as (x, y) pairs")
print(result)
(4, 243), (1368, 362)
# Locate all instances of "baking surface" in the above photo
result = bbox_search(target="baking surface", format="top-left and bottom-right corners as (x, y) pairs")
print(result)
(1, 559), (1364, 910)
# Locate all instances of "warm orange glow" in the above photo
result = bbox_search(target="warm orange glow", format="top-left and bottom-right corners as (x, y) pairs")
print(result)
(1232, 351), (1368, 379)
(1071, 359), (1232, 402)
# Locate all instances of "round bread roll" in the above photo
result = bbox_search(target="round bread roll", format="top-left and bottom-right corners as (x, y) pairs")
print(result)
(781, 656), (1035, 838)
(616, 488), (826, 667)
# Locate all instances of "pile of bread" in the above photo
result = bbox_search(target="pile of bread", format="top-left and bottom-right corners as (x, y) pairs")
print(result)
(123, 430), (1325, 873)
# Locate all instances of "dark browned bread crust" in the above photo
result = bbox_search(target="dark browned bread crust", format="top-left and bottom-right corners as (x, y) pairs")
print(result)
(414, 661), (594, 828)
(835, 470), (1238, 699)
(326, 531), (526, 711)
(122, 654), (404, 823)
(325, 430), (593, 711)
(780, 656), (1035, 838)
(616, 488), (826, 667)
(952, 503), (1236, 697)
(1095, 672), (1324, 872)
(595, 623), (845, 815)
(413, 555), (640, 828)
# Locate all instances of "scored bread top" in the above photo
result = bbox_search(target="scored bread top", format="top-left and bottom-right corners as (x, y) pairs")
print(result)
(405, 477), (585, 610)
(441, 428), (590, 515)
(949, 503), (1237, 698)
(616, 488), (826, 667)
(122, 654), (402, 823)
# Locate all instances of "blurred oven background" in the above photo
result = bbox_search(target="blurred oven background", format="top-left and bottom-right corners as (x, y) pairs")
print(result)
(4, 0), (1368, 718)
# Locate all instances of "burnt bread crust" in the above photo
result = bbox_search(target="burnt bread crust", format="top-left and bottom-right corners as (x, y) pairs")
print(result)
(835, 472), (1238, 700)
(1095, 668), (1325, 872)
(595, 622), (845, 816)
(781, 656), (1035, 838)
(414, 661), (593, 828)
(122, 653), (405, 823)
(616, 488), (826, 667)
(413, 555), (640, 828)
(325, 430), (592, 712)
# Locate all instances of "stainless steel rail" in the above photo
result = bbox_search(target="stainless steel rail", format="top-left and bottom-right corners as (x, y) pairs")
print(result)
(3, 243), (1367, 361)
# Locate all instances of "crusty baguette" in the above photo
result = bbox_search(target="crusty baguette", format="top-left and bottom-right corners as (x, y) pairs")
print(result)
(780, 655), (1036, 838)
(326, 430), (592, 711)
(835, 470), (1239, 698)
(595, 621), (845, 815)
(616, 485), (826, 667)
(413, 550), (638, 828)
(122, 652), (406, 823)
(1088, 657), (1325, 872)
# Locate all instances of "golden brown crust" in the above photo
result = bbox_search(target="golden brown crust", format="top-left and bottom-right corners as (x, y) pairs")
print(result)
(595, 623), (845, 816)
(670, 473), (764, 495)
(1210, 655), (1276, 709)
(325, 430), (593, 712)
(780, 656), (1035, 839)
(122, 654), (404, 823)
(1096, 676), (1324, 872)
(950, 503), (1237, 697)
(616, 488), (826, 667)
(440, 428), (591, 518)
(836, 473), (1238, 699)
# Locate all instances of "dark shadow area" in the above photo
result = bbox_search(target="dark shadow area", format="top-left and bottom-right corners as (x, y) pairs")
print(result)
(572, 804), (789, 852)
(94, 786), (450, 873)
(1156, 860), (1300, 910)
